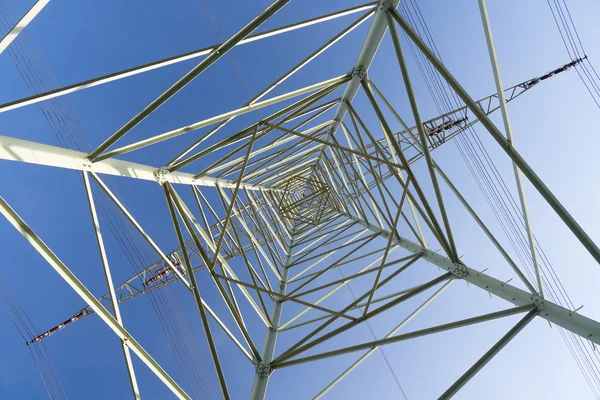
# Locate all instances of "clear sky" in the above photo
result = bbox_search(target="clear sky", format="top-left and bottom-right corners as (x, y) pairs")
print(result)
(1, 0), (600, 399)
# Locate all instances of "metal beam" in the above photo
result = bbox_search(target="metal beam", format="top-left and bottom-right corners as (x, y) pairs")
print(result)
(344, 212), (600, 346)
(325, 0), (401, 137)
(313, 280), (453, 399)
(439, 308), (538, 399)
(96, 75), (349, 161)
(384, 15), (459, 261)
(0, 3), (375, 113)
(389, 8), (600, 267)
(87, 0), (292, 161)
(477, 0), (544, 297)
(164, 185), (230, 399)
(272, 305), (534, 369)
(82, 172), (140, 399)
(367, 78), (537, 294)
(0, 0), (50, 55)
(0, 134), (271, 191)
(0, 195), (190, 400)
(249, 229), (295, 400)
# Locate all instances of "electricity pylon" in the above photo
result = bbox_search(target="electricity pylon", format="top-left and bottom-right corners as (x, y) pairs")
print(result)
(0, 1), (598, 399)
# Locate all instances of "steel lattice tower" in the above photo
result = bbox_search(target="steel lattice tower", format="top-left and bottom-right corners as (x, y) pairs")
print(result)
(1, 0), (599, 399)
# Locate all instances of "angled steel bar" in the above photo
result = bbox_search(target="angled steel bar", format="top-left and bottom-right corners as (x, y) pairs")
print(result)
(321, 155), (366, 219)
(164, 186), (231, 398)
(166, 185), (264, 360)
(295, 245), (395, 282)
(340, 122), (393, 227)
(292, 223), (356, 260)
(168, 5), (375, 166)
(347, 101), (426, 246)
(313, 280), (452, 398)
(0, 134), (271, 191)
(319, 156), (362, 217)
(172, 78), (347, 173)
(330, 136), (392, 228)
(389, 8), (600, 266)
(287, 234), (378, 296)
(343, 211), (600, 345)
(90, 172), (192, 290)
(232, 194), (285, 267)
(209, 112), (330, 178)
(218, 188), (283, 280)
(345, 102), (445, 249)
(281, 244), (390, 332)
(362, 176), (411, 316)
(439, 308), (538, 399)
(435, 164), (537, 293)
(0, 3), (375, 113)
(292, 217), (350, 251)
(324, 0), (401, 141)
(168, 185), (271, 328)
(278, 314), (332, 333)
(97, 75), (347, 162)
(288, 230), (366, 282)
(0, 0), (49, 55)
(352, 282), (436, 310)
(274, 254), (424, 363)
(477, 0), (544, 297)
(294, 252), (413, 299)
(264, 122), (405, 171)
(227, 221), (274, 324)
(290, 219), (355, 260)
(0, 196), (191, 400)
(210, 188), (253, 325)
(82, 172), (140, 400)
(274, 271), (451, 364)
(273, 304), (534, 369)
(192, 186), (241, 256)
(213, 116), (333, 179)
(249, 228), (296, 400)
(214, 274), (355, 321)
(245, 192), (288, 281)
(367, 78), (537, 293)
(250, 193), (289, 249)
(360, 79), (455, 260)
(211, 127), (258, 267)
(383, 16), (459, 261)
(260, 189), (294, 238)
(87, 0), (292, 161)
(188, 192), (266, 359)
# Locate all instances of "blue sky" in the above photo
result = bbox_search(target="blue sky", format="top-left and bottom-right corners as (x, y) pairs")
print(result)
(1, 0), (600, 399)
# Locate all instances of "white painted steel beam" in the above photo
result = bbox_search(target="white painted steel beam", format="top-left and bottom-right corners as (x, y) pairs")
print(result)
(0, 3), (375, 113)
(0, 134), (272, 191)
(345, 213), (600, 346)
(82, 172), (141, 399)
(97, 75), (348, 161)
(0, 0), (50, 55)
(326, 0), (400, 138)
(477, 0), (544, 297)
(0, 196), (191, 400)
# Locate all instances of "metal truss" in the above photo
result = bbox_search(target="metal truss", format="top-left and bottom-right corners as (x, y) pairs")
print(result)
(0, 1), (598, 399)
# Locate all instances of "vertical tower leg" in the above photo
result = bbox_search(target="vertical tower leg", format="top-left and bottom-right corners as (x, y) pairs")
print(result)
(249, 229), (295, 399)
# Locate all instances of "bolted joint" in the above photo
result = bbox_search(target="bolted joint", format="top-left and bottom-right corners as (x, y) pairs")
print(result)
(153, 168), (170, 185)
(351, 65), (367, 81)
(82, 157), (93, 169)
(379, 0), (394, 12)
(530, 295), (545, 313)
(256, 361), (272, 379)
(451, 262), (469, 279)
